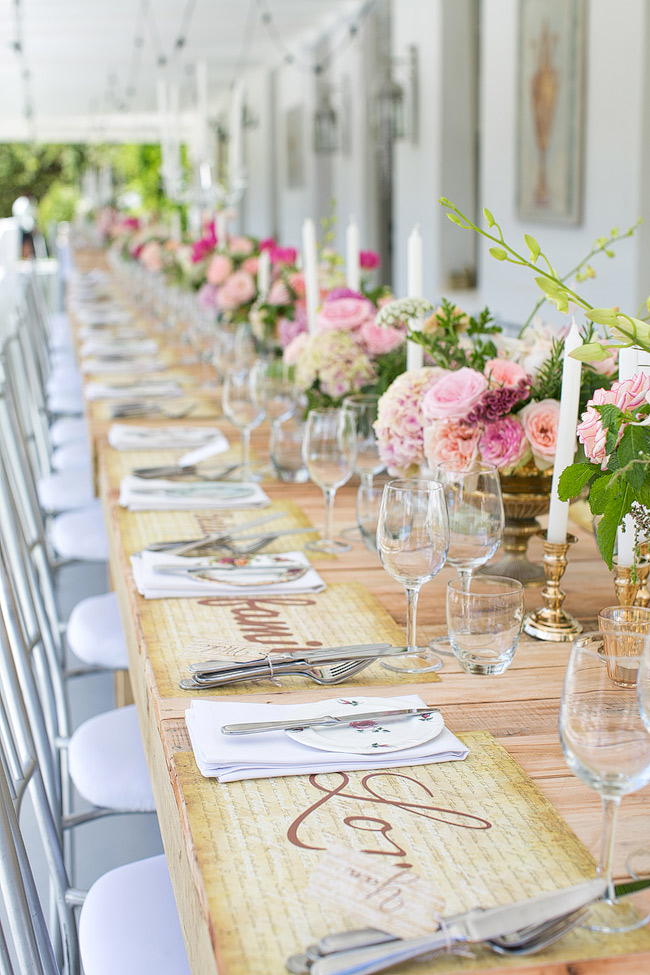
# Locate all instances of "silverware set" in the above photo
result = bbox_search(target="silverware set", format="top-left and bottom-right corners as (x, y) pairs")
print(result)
(132, 463), (240, 480)
(112, 402), (197, 419)
(144, 512), (318, 557)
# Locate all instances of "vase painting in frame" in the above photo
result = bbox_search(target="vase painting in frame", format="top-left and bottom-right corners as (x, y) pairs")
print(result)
(516, 0), (586, 224)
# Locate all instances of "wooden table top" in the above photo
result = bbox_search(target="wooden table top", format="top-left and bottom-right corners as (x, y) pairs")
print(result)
(73, 251), (650, 975)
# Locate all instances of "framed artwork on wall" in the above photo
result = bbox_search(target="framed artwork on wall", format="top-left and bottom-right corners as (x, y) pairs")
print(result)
(285, 105), (305, 189)
(516, 0), (587, 224)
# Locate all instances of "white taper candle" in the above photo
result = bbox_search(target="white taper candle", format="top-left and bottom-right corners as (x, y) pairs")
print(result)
(302, 218), (319, 333)
(345, 218), (360, 291)
(616, 346), (639, 565)
(406, 225), (424, 371)
(547, 319), (583, 544)
(257, 248), (271, 301)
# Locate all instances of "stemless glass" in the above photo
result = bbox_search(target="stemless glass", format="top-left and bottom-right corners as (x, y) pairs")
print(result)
(222, 366), (265, 481)
(342, 394), (384, 488)
(302, 409), (357, 554)
(447, 575), (524, 674)
(377, 479), (449, 674)
(560, 631), (650, 932)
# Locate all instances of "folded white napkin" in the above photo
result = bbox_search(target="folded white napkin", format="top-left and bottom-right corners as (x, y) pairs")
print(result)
(119, 474), (269, 511)
(186, 695), (469, 782)
(85, 380), (183, 401)
(131, 549), (325, 599)
(74, 307), (130, 326)
(82, 357), (165, 375)
(108, 424), (229, 452)
(81, 337), (158, 356)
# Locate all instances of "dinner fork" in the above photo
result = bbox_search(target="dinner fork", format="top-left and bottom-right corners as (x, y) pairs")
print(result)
(178, 658), (373, 690)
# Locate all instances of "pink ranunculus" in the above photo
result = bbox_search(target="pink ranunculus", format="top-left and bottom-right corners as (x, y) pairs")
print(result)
(270, 245), (297, 265)
(288, 272), (306, 299)
(283, 331), (309, 366)
(216, 270), (256, 311)
(359, 318), (404, 356)
(259, 237), (276, 251)
(576, 385), (625, 468)
(484, 358), (529, 388)
(139, 240), (163, 273)
(228, 235), (254, 255)
(325, 288), (364, 302)
(422, 367), (488, 421)
(317, 296), (374, 332)
(613, 372), (650, 412)
(519, 398), (560, 467)
(359, 250), (380, 270)
(423, 420), (480, 472)
(267, 279), (291, 306)
(196, 282), (219, 311)
(206, 253), (233, 286)
(278, 315), (307, 349)
(242, 256), (259, 274)
(479, 416), (530, 472)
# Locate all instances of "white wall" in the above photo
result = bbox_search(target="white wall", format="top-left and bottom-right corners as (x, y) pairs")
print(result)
(241, 68), (277, 238)
(479, 0), (650, 326)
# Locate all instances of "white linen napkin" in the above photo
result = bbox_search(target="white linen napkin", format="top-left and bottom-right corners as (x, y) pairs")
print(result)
(108, 424), (229, 452)
(82, 357), (165, 374)
(131, 549), (325, 599)
(119, 474), (269, 511)
(81, 337), (158, 356)
(85, 380), (183, 401)
(185, 695), (469, 782)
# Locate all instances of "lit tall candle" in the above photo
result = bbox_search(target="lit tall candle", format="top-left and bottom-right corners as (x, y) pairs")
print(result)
(302, 218), (319, 333)
(257, 248), (271, 301)
(547, 319), (583, 544)
(406, 225), (424, 371)
(616, 346), (639, 565)
(345, 218), (360, 291)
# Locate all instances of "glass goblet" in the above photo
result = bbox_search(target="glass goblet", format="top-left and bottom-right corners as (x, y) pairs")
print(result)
(302, 409), (357, 554)
(560, 630), (650, 932)
(377, 478), (449, 674)
(222, 367), (265, 481)
(342, 394), (384, 489)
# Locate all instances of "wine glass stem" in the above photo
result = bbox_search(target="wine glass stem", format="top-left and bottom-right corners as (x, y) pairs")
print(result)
(240, 428), (251, 480)
(457, 568), (472, 593)
(405, 585), (420, 652)
(360, 472), (374, 490)
(323, 487), (336, 543)
(598, 795), (621, 902)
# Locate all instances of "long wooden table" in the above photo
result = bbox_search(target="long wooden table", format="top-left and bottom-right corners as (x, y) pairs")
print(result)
(74, 251), (650, 974)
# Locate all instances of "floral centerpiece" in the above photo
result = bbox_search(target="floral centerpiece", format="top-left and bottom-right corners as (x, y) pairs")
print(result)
(193, 232), (262, 324)
(249, 245), (308, 353)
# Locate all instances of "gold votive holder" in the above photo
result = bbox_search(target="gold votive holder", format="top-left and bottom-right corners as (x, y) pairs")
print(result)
(523, 534), (582, 641)
(635, 541), (650, 607)
(598, 605), (650, 687)
(612, 557), (650, 607)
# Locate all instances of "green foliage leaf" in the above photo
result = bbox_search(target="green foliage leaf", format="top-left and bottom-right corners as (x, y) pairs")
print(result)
(489, 246), (507, 261)
(594, 403), (625, 455)
(585, 307), (619, 326)
(558, 462), (598, 501)
(524, 233), (540, 261)
(617, 424), (650, 489)
(588, 473), (614, 515)
(570, 342), (613, 363)
(596, 481), (632, 568)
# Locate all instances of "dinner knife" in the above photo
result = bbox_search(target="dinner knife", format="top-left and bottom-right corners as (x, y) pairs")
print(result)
(153, 562), (307, 575)
(308, 877), (608, 975)
(187, 644), (393, 674)
(221, 707), (440, 736)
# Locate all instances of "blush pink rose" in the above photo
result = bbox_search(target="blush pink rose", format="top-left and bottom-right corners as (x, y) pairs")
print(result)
(485, 358), (529, 388)
(242, 256), (259, 274)
(613, 372), (650, 412)
(216, 270), (256, 311)
(422, 367), (488, 421)
(479, 416), (529, 472)
(267, 279), (291, 306)
(283, 332), (309, 366)
(317, 296), (375, 332)
(228, 235), (254, 255)
(288, 272), (306, 299)
(359, 319), (404, 356)
(423, 420), (480, 471)
(519, 398), (560, 467)
(206, 253), (233, 286)
(139, 240), (163, 273)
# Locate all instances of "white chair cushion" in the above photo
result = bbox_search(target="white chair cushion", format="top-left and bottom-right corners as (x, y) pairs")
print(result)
(79, 855), (189, 975)
(38, 468), (94, 513)
(69, 705), (155, 812)
(46, 367), (82, 396)
(49, 312), (72, 351)
(50, 501), (108, 561)
(50, 416), (88, 446)
(51, 440), (91, 472)
(67, 592), (128, 669)
(48, 388), (84, 415)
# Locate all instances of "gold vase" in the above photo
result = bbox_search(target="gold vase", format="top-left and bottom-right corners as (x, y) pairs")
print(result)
(480, 469), (552, 589)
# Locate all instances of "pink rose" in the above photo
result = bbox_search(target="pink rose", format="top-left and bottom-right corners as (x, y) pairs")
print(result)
(288, 272), (306, 299)
(283, 332), (309, 366)
(613, 372), (650, 412)
(206, 253), (233, 286)
(197, 283), (219, 311)
(422, 367), (488, 421)
(267, 279), (291, 306)
(278, 315), (307, 349)
(423, 420), (480, 471)
(577, 374), (650, 468)
(519, 399), (560, 467)
(270, 245), (298, 265)
(242, 256), (259, 274)
(139, 240), (163, 273)
(479, 416), (529, 472)
(317, 296), (374, 332)
(228, 235), (254, 255)
(485, 358), (529, 388)
(216, 270), (256, 311)
(360, 250), (380, 270)
(359, 319), (404, 356)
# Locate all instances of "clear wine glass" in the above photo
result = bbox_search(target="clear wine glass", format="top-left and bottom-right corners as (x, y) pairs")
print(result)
(252, 359), (297, 424)
(377, 479), (449, 674)
(356, 484), (383, 552)
(560, 630), (650, 932)
(429, 463), (504, 655)
(302, 408), (357, 554)
(222, 366), (265, 481)
(342, 394), (384, 489)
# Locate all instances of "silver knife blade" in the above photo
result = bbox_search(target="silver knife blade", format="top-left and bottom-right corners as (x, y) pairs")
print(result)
(221, 706), (439, 735)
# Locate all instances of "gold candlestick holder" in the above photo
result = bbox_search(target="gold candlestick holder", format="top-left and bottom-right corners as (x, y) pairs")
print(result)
(613, 556), (650, 606)
(523, 534), (582, 641)
(634, 542), (650, 607)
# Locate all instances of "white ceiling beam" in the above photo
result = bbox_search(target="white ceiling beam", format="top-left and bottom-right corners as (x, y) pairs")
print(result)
(0, 112), (197, 144)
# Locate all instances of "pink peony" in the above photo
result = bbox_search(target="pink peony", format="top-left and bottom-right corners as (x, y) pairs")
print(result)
(267, 279), (291, 306)
(423, 420), (480, 471)
(479, 416), (529, 472)
(270, 245), (297, 265)
(206, 253), (233, 286)
(317, 296), (375, 332)
(242, 256), (259, 274)
(216, 270), (256, 311)
(359, 319), (404, 356)
(278, 314), (307, 349)
(139, 240), (163, 273)
(228, 235), (254, 256)
(519, 399), (560, 467)
(360, 250), (380, 270)
(422, 367), (488, 421)
(485, 358), (529, 388)
(283, 332), (309, 366)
